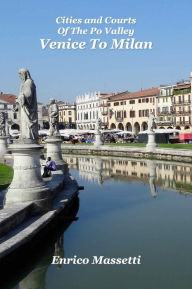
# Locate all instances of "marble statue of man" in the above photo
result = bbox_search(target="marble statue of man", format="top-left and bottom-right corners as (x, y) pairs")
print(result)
(48, 98), (59, 136)
(16, 69), (38, 141)
(148, 112), (155, 132)
(0, 112), (6, 136)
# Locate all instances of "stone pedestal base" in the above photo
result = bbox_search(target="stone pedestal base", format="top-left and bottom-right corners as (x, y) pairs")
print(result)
(5, 143), (51, 208)
(0, 136), (9, 157)
(94, 134), (103, 147)
(146, 132), (157, 151)
(46, 136), (65, 165)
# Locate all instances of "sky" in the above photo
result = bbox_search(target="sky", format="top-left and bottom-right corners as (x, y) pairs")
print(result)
(0, 0), (192, 104)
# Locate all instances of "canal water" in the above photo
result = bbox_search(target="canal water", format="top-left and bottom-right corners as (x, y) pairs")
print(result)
(8, 156), (192, 288)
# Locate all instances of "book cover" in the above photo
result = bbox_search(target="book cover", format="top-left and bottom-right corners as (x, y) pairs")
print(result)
(0, 1), (192, 289)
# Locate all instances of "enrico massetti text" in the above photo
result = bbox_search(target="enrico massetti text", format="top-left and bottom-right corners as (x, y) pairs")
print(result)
(51, 255), (142, 265)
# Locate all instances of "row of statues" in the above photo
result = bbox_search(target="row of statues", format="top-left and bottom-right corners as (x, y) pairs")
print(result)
(0, 68), (156, 140)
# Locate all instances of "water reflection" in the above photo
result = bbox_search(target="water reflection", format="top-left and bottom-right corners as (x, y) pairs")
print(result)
(18, 236), (64, 289)
(63, 155), (192, 196)
(0, 197), (79, 289)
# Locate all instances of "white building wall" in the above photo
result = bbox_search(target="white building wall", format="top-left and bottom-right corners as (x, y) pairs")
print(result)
(76, 91), (101, 129)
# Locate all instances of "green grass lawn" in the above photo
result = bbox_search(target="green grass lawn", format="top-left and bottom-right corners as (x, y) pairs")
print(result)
(0, 163), (13, 189)
(62, 142), (145, 147)
(62, 142), (93, 146)
(104, 142), (146, 147)
(158, 143), (192, 150)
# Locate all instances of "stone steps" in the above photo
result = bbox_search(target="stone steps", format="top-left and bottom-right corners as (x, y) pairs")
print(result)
(0, 203), (34, 238)
(0, 209), (54, 259)
(0, 173), (80, 259)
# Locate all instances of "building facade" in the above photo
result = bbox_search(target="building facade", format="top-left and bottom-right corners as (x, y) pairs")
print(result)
(76, 92), (118, 130)
(156, 85), (174, 129)
(76, 92), (101, 130)
(0, 93), (19, 132)
(58, 102), (76, 129)
(172, 82), (191, 130)
(108, 88), (159, 134)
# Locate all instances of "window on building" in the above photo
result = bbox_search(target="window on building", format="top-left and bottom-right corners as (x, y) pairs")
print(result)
(114, 102), (119, 106)
(130, 111), (135, 118)
(145, 110), (149, 117)
(117, 111), (121, 118)
(14, 112), (17, 119)
(138, 99), (141, 103)
(120, 101), (124, 105)
(146, 98), (149, 103)
(68, 111), (72, 115)
(162, 106), (168, 113)
(130, 100), (135, 104)
(69, 117), (72, 123)
(142, 99), (145, 103)
(124, 111), (126, 118)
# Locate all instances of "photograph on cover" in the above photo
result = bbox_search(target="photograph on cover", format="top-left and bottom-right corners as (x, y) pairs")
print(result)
(0, 0), (192, 288)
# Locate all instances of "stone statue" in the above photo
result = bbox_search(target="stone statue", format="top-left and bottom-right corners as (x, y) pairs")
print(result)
(148, 112), (155, 132)
(96, 118), (102, 133)
(16, 69), (38, 141)
(48, 98), (59, 136)
(0, 112), (6, 136)
(94, 118), (103, 147)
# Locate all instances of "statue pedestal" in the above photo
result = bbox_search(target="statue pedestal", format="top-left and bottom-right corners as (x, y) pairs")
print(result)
(5, 142), (51, 209)
(0, 136), (9, 157)
(146, 131), (157, 151)
(94, 133), (103, 147)
(46, 136), (65, 165)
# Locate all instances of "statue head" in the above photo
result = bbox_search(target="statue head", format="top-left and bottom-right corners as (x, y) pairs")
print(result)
(18, 68), (31, 82)
(50, 98), (55, 104)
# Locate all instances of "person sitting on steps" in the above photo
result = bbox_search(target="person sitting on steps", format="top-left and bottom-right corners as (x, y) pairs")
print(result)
(42, 156), (57, 177)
